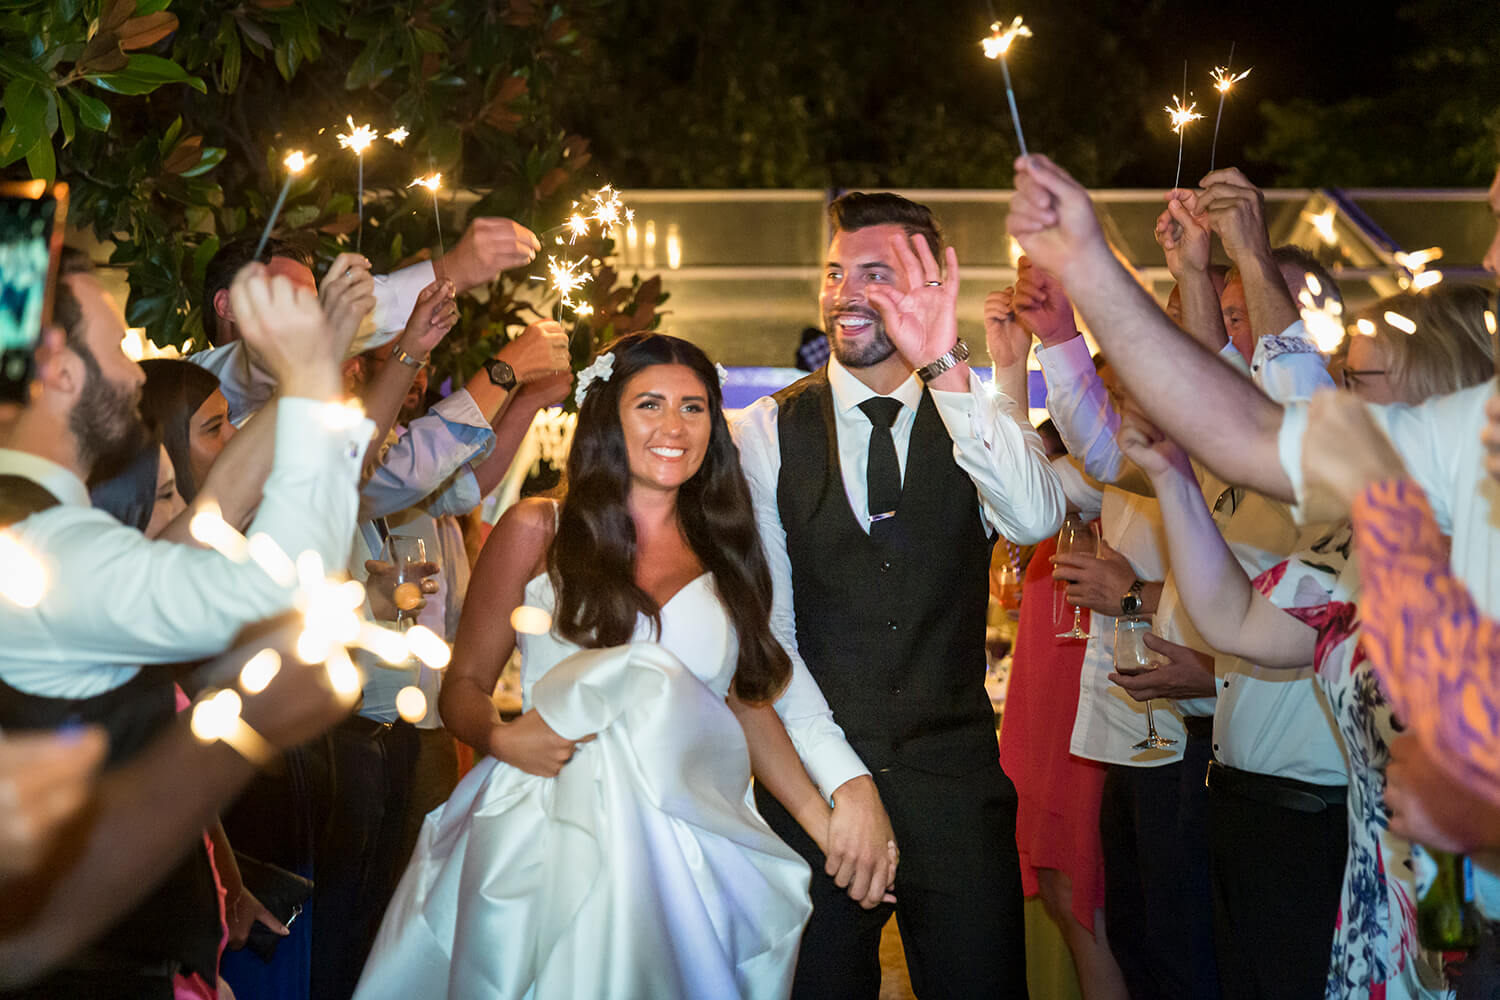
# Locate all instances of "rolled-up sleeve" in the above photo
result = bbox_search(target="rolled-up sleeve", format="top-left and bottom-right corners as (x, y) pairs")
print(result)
(731, 399), (871, 800)
(928, 369), (1064, 544)
(360, 389), (496, 520)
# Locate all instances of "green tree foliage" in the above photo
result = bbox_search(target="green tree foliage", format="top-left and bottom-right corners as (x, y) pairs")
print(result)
(0, 0), (663, 380)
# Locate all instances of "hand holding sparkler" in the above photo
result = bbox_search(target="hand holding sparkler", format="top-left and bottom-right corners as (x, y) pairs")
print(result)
(1195, 167), (1273, 265)
(494, 320), (572, 385)
(444, 217), (542, 293)
(1007, 155), (1111, 284)
(1011, 255), (1080, 348)
(319, 252), (376, 354)
(1154, 193), (1213, 279)
(396, 279), (460, 358)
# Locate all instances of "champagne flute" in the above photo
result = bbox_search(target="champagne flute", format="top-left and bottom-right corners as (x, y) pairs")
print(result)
(383, 535), (427, 631)
(1054, 514), (1095, 639)
(1113, 617), (1178, 751)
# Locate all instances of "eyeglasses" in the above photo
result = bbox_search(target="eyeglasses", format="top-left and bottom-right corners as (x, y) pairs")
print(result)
(1339, 368), (1388, 390)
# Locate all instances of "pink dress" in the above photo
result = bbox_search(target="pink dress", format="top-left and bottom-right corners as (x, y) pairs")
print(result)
(998, 537), (1109, 932)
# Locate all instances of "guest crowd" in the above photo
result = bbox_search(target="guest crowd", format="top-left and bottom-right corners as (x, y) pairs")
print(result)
(0, 133), (1497, 1000)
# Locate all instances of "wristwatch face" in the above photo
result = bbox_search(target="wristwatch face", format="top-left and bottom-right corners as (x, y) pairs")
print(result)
(1121, 594), (1141, 615)
(486, 359), (516, 389)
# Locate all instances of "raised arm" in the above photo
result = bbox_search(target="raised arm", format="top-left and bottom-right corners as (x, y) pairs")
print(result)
(469, 372), (572, 500)
(357, 279), (457, 459)
(1155, 193), (1229, 351)
(1197, 169), (1300, 344)
(1008, 154), (1293, 501)
(1116, 418), (1317, 668)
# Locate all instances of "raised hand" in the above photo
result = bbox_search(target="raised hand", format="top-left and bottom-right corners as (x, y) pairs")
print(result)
(489, 709), (593, 778)
(446, 218), (543, 292)
(863, 233), (964, 383)
(1155, 192), (1213, 279)
(397, 279), (459, 358)
(1007, 154), (1111, 283)
(1195, 167), (1273, 265)
(229, 263), (342, 400)
(495, 320), (572, 384)
(319, 253), (377, 357)
(1012, 255), (1079, 348)
(983, 288), (1029, 369)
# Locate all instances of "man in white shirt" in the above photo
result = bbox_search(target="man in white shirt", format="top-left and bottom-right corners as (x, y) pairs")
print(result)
(0, 249), (369, 993)
(734, 192), (1063, 999)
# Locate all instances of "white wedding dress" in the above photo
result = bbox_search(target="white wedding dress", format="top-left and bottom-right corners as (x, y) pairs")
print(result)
(353, 573), (812, 1000)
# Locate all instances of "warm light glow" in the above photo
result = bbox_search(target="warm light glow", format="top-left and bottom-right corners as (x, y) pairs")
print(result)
(247, 533), (297, 588)
(324, 645), (363, 700)
(665, 223), (682, 270)
(1384, 310), (1418, 335)
(239, 649), (282, 695)
(1395, 247), (1443, 272)
(385, 126), (409, 145)
(1305, 273), (1323, 298)
(0, 530), (47, 608)
(190, 688), (243, 743)
(284, 150), (310, 174)
(356, 621), (410, 664)
(319, 397), (367, 431)
(510, 605), (553, 635)
(589, 185), (624, 230)
(546, 255), (593, 308)
(574, 302), (594, 317)
(1485, 310), (1497, 337)
(981, 16), (1032, 59)
(409, 172), (442, 192)
(1304, 207), (1338, 246)
(190, 502), (249, 562)
(395, 685), (428, 723)
(1298, 278), (1346, 353)
(336, 117), (377, 155)
(566, 213), (590, 243)
(1411, 269), (1443, 290)
(406, 625), (452, 669)
(1164, 95), (1203, 135)
(1356, 318), (1377, 337)
(1211, 65), (1251, 94)
(120, 327), (181, 362)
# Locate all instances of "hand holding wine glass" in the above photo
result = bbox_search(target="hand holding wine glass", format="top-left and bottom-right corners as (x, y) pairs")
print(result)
(1053, 514), (1095, 639)
(1112, 617), (1177, 751)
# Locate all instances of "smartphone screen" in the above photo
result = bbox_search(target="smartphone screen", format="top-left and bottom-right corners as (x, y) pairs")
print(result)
(0, 181), (68, 405)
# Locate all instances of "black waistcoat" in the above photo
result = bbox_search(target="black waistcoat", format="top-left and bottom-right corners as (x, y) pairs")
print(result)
(0, 475), (220, 987)
(774, 369), (998, 775)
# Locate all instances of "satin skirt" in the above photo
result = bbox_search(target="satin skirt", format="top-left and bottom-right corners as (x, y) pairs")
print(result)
(353, 642), (812, 1000)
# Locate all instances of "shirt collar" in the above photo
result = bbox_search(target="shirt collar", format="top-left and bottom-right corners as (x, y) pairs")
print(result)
(826, 355), (923, 417)
(0, 448), (91, 507)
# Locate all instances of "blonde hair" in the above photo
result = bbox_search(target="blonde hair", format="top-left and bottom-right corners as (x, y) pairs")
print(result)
(1349, 284), (1495, 404)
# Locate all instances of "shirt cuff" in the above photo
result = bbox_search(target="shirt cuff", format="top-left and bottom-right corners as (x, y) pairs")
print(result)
(365, 260), (439, 347)
(431, 387), (489, 429)
(928, 369), (992, 444)
(1278, 400), (1311, 521)
(805, 740), (874, 803)
(1034, 335), (1094, 384)
(275, 397), (375, 480)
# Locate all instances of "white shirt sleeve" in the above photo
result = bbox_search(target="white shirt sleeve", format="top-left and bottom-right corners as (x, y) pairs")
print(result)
(927, 369), (1065, 544)
(1250, 320), (1336, 403)
(1036, 336), (1126, 483)
(6, 398), (371, 670)
(731, 398), (871, 800)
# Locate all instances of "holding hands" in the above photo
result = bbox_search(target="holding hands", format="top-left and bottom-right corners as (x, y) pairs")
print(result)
(825, 775), (899, 909)
(1007, 155), (1111, 282)
(864, 233), (968, 389)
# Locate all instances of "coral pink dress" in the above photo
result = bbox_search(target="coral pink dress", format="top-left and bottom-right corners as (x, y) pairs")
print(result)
(998, 537), (1109, 932)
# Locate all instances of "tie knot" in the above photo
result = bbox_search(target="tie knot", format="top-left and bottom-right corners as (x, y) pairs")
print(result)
(858, 397), (903, 429)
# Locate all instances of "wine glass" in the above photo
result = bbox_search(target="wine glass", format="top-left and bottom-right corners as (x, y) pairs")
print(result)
(382, 535), (427, 631)
(1113, 617), (1178, 751)
(1054, 514), (1095, 639)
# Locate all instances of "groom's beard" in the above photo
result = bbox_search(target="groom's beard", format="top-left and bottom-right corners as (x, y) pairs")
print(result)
(824, 305), (897, 369)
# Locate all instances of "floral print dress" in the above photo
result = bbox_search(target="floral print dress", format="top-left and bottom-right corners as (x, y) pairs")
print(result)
(1251, 524), (1451, 1000)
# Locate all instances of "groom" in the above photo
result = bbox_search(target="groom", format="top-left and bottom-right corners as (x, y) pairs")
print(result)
(736, 192), (1064, 998)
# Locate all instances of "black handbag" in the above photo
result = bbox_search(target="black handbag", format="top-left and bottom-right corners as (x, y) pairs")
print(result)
(233, 851), (313, 963)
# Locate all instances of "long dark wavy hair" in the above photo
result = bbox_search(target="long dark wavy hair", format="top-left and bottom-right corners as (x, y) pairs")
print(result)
(548, 332), (791, 704)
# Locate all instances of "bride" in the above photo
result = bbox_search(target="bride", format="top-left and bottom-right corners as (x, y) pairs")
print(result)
(354, 332), (881, 999)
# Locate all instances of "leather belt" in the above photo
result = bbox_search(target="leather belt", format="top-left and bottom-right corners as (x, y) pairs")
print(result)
(1206, 760), (1346, 814)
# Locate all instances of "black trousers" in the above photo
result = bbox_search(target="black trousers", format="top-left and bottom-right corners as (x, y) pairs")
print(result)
(757, 757), (1029, 1000)
(310, 719), (458, 1000)
(1099, 723), (1220, 1000)
(1207, 776), (1347, 1000)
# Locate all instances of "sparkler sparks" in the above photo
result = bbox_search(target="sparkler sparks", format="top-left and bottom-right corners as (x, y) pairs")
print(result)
(1208, 49), (1251, 172)
(1297, 274), (1346, 353)
(546, 254), (593, 309)
(1304, 207), (1338, 246)
(337, 118), (378, 251)
(409, 173), (447, 271)
(385, 126), (409, 145)
(253, 150), (314, 261)
(1164, 94), (1203, 190)
(980, 16), (1033, 158)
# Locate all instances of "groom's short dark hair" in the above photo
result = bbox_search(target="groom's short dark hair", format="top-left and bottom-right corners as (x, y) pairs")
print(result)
(828, 192), (944, 259)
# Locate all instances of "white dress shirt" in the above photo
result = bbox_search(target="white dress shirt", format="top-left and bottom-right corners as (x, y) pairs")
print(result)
(359, 388), (496, 522)
(191, 261), (438, 425)
(0, 398), (374, 698)
(733, 357), (1066, 798)
(1041, 332), (1349, 782)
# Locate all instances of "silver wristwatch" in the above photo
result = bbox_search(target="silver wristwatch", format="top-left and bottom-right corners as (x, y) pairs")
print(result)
(389, 343), (425, 370)
(915, 339), (970, 383)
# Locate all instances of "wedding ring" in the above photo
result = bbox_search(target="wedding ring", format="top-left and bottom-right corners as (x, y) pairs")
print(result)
(924, 280), (943, 287)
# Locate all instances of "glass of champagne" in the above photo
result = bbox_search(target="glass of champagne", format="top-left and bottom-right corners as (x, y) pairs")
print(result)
(1055, 514), (1095, 639)
(383, 535), (427, 631)
(1113, 617), (1177, 751)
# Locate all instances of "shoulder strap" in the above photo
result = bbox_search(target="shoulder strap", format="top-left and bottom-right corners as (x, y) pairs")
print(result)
(0, 474), (61, 529)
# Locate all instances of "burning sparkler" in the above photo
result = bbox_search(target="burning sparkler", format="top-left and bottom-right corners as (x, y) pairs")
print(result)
(337, 117), (378, 251)
(385, 126), (409, 145)
(409, 172), (446, 278)
(1164, 94), (1203, 192)
(981, 16), (1033, 158)
(1208, 45), (1251, 173)
(254, 150), (314, 262)
(1297, 273), (1346, 353)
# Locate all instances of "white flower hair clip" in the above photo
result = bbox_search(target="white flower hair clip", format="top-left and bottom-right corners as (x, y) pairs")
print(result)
(715, 363), (730, 387)
(574, 352), (615, 407)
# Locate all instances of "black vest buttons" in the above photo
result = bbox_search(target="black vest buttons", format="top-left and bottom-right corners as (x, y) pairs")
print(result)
(890, 684), (902, 695)
(887, 620), (898, 631)
(880, 560), (892, 572)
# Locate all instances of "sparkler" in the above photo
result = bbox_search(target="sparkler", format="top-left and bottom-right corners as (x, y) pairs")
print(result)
(1207, 45), (1251, 173)
(545, 254), (593, 310)
(385, 126), (409, 145)
(409, 172), (446, 279)
(254, 150), (314, 262)
(981, 16), (1033, 158)
(1297, 274), (1346, 353)
(1164, 60), (1204, 193)
(337, 117), (378, 251)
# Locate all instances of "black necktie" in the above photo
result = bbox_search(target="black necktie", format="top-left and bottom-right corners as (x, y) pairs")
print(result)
(858, 397), (903, 537)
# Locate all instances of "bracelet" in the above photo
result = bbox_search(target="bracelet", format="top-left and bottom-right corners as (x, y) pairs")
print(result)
(915, 339), (970, 383)
(390, 343), (425, 370)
